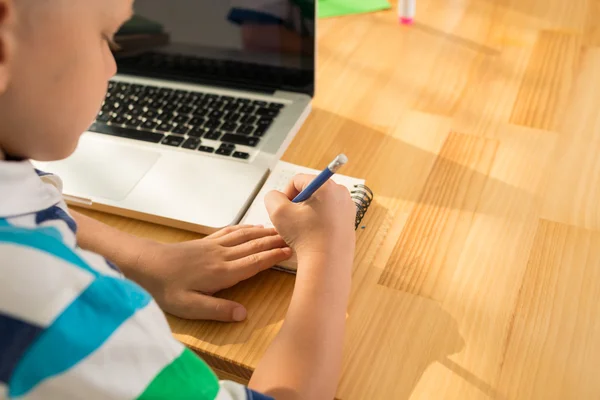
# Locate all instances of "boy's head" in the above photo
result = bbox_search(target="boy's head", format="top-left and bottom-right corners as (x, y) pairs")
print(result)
(0, 0), (133, 161)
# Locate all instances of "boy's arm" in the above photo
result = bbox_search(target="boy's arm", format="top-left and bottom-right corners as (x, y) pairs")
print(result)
(70, 209), (151, 273)
(69, 209), (292, 322)
(249, 253), (352, 400)
(248, 176), (357, 400)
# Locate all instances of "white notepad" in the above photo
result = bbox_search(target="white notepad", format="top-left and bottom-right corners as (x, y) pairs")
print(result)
(241, 160), (373, 273)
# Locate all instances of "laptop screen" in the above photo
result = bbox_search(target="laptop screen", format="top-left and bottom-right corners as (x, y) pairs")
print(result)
(114, 0), (315, 96)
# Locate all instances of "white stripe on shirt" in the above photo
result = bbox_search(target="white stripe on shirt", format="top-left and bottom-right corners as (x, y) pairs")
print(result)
(22, 302), (183, 400)
(0, 243), (94, 327)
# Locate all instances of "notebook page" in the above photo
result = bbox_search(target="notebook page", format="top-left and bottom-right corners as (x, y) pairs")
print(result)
(242, 160), (366, 227)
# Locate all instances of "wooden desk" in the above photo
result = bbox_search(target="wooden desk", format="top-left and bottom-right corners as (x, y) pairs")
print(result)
(79, 0), (600, 398)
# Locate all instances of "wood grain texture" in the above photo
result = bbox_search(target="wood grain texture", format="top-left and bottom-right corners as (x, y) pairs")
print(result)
(379, 133), (499, 299)
(509, 31), (580, 130)
(541, 49), (600, 230)
(79, 0), (600, 398)
(498, 220), (600, 399)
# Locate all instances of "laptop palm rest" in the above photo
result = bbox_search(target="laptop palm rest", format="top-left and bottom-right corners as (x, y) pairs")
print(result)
(42, 136), (160, 202)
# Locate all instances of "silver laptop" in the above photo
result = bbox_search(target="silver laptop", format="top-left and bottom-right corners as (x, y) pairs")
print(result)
(34, 0), (315, 234)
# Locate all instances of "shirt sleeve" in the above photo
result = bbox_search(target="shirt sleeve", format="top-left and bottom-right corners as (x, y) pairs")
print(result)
(0, 223), (273, 400)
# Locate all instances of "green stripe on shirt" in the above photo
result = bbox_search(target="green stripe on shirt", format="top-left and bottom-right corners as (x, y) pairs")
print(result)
(137, 348), (219, 400)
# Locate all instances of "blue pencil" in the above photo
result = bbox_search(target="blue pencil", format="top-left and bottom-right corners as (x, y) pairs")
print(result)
(292, 154), (348, 203)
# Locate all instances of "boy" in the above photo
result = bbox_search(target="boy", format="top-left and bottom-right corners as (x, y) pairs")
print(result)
(0, 1), (357, 399)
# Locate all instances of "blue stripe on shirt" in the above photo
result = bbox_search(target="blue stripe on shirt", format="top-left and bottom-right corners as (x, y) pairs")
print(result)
(247, 388), (276, 400)
(0, 313), (44, 385)
(34, 169), (52, 177)
(8, 276), (152, 397)
(0, 226), (97, 277)
(36, 205), (78, 234)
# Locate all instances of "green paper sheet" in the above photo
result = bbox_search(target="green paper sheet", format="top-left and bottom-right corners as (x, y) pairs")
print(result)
(318, 0), (391, 18)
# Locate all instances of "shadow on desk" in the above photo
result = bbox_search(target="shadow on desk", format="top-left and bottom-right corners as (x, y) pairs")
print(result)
(287, 108), (534, 220)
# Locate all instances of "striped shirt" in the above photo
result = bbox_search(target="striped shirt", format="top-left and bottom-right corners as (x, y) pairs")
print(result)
(0, 159), (272, 400)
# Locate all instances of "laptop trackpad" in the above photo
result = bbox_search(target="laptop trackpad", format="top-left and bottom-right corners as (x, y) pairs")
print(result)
(47, 138), (160, 202)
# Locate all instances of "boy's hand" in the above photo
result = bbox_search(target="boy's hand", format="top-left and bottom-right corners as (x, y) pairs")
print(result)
(264, 174), (356, 264)
(130, 225), (292, 322)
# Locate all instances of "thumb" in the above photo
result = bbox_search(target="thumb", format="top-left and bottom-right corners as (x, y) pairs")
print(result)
(178, 292), (248, 322)
(264, 190), (291, 218)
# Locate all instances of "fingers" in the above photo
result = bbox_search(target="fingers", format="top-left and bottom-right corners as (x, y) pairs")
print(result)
(217, 226), (278, 247)
(206, 225), (259, 240)
(227, 247), (293, 282)
(281, 173), (317, 199)
(264, 190), (292, 218)
(165, 291), (248, 322)
(225, 234), (288, 260)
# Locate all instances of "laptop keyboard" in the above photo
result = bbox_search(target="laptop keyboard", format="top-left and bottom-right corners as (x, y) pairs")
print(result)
(90, 81), (286, 159)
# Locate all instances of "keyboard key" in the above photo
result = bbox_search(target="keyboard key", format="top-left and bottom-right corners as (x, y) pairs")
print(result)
(182, 137), (201, 150)
(236, 124), (255, 135)
(124, 118), (142, 128)
(162, 135), (185, 147)
(89, 123), (164, 143)
(186, 94), (202, 102)
(221, 96), (234, 102)
(237, 98), (251, 104)
(240, 115), (257, 124)
(221, 133), (259, 147)
(178, 105), (195, 115)
(220, 143), (235, 150)
(199, 146), (215, 153)
(193, 108), (209, 118)
(232, 151), (250, 160)
(221, 122), (238, 132)
(255, 108), (279, 118)
(174, 89), (188, 97)
(205, 94), (219, 100)
(216, 147), (234, 156)
(145, 87), (159, 96)
(157, 111), (176, 122)
(252, 100), (268, 107)
(117, 83), (130, 92)
(253, 125), (269, 137)
(161, 102), (178, 112)
(145, 109), (160, 119)
(140, 97), (155, 106)
(141, 120), (158, 130)
(130, 84), (144, 93)
(96, 112), (111, 123)
(127, 107), (143, 117)
(240, 105), (256, 114)
(188, 117), (204, 127)
(188, 126), (206, 138)
(225, 113), (241, 122)
(209, 110), (224, 119)
(204, 119), (221, 129)
(172, 115), (189, 125)
(172, 125), (189, 135)
(223, 102), (240, 111)
(257, 118), (274, 127)
(204, 130), (221, 140)
(268, 102), (285, 109)
(111, 115), (127, 125)
(158, 88), (173, 97)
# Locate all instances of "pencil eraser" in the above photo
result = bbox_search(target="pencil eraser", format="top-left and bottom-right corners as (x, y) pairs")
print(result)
(400, 17), (414, 25)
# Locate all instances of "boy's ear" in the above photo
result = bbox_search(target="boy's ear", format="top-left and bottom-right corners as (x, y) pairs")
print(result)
(0, 0), (15, 94)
